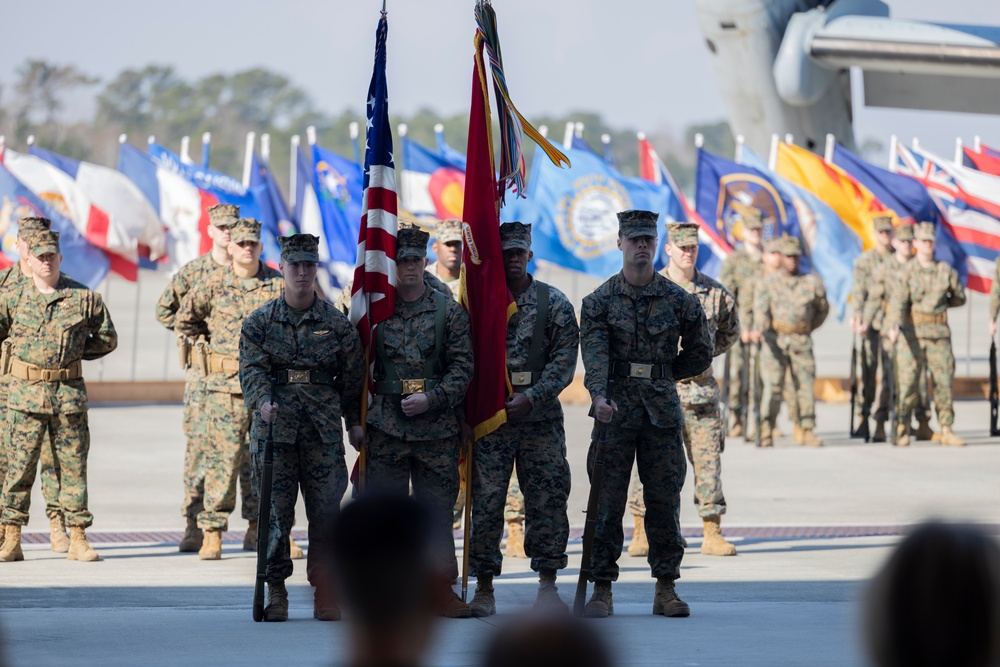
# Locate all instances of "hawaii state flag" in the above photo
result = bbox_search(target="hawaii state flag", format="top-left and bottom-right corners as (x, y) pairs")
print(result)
(963, 144), (1000, 177)
(401, 136), (466, 221)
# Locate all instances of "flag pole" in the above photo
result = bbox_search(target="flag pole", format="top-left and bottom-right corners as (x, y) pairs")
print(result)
(180, 136), (191, 164)
(202, 132), (212, 168)
(768, 134), (779, 171)
(824, 134), (835, 163)
(538, 125), (549, 139)
(953, 137), (963, 165)
(147, 135), (155, 149)
(974, 135), (982, 153)
(888, 135), (898, 172)
(261, 134), (271, 166)
(242, 132), (256, 189)
(911, 137), (919, 150)
(784, 133), (794, 146)
(735, 134), (745, 163)
(290, 135), (300, 210)
(562, 122), (574, 150)
(574, 122), (584, 141)
(694, 133), (704, 149)
(27, 135), (35, 147)
(397, 123), (407, 213)
(350, 122), (361, 165)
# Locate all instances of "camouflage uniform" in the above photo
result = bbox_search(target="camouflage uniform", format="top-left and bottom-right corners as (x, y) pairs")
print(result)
(0, 232), (118, 531)
(990, 257), (1000, 326)
(469, 223), (579, 580)
(850, 216), (895, 425)
(361, 227), (474, 581)
(336, 271), (453, 315)
(629, 258), (739, 520)
(176, 220), (283, 532)
(884, 224), (966, 431)
(580, 213), (713, 584)
(154, 204), (237, 525)
(239, 234), (364, 589)
(753, 237), (829, 439)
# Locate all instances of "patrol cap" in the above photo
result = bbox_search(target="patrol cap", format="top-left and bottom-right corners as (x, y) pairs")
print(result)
(17, 216), (51, 240)
(499, 222), (531, 252)
(894, 224), (914, 242)
(914, 222), (936, 241)
(666, 222), (699, 247)
(435, 218), (463, 244)
(397, 225), (430, 260)
(279, 234), (320, 263)
(617, 209), (658, 239)
(739, 207), (764, 230)
(873, 213), (895, 232)
(230, 218), (262, 244)
(779, 236), (802, 257)
(208, 204), (239, 228)
(27, 230), (60, 256)
(762, 237), (782, 253)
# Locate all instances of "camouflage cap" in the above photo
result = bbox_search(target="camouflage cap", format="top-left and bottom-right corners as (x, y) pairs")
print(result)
(666, 222), (699, 247)
(208, 204), (240, 228)
(278, 234), (320, 263)
(499, 222), (531, 251)
(779, 235), (802, 257)
(617, 209), (658, 239)
(873, 213), (895, 232)
(230, 218), (262, 244)
(17, 216), (51, 240)
(894, 224), (914, 241)
(397, 225), (430, 260)
(27, 230), (60, 257)
(435, 218), (464, 244)
(739, 207), (764, 230)
(762, 237), (782, 253)
(914, 221), (936, 241)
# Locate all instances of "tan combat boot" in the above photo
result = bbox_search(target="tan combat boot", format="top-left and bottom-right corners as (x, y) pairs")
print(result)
(895, 423), (910, 447)
(505, 521), (526, 558)
(49, 515), (70, 553)
(263, 581), (288, 622)
(627, 514), (649, 557)
(873, 419), (887, 443)
(438, 585), (472, 619)
(792, 424), (803, 444)
(67, 527), (100, 562)
(700, 516), (737, 556)
(535, 568), (568, 612)
(915, 418), (937, 441)
(939, 426), (966, 447)
(758, 420), (773, 448)
(199, 529), (223, 560)
(289, 537), (305, 560)
(470, 575), (496, 617)
(243, 519), (258, 551)
(800, 429), (824, 447)
(652, 578), (690, 617)
(0, 524), (24, 562)
(584, 581), (613, 618)
(728, 416), (743, 438)
(178, 518), (202, 553)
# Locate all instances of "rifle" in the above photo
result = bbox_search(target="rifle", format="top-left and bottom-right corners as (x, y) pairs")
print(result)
(460, 438), (474, 602)
(575, 384), (612, 616)
(740, 343), (750, 443)
(721, 350), (731, 431)
(990, 340), (999, 437)
(849, 333), (858, 437)
(752, 342), (762, 448)
(855, 335), (871, 442)
(252, 377), (277, 622)
(886, 344), (898, 446)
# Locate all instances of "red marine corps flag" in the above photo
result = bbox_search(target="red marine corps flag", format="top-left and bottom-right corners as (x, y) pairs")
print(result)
(461, 1), (569, 440)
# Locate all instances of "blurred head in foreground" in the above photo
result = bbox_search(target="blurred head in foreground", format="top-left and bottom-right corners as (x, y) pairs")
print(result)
(330, 495), (440, 667)
(865, 521), (1000, 667)
(483, 613), (614, 667)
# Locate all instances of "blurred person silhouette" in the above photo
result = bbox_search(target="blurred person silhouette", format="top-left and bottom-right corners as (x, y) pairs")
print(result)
(483, 613), (614, 667)
(865, 521), (1000, 667)
(330, 495), (443, 667)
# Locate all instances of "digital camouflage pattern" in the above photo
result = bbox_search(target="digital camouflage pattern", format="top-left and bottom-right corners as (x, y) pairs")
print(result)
(336, 272), (454, 315)
(719, 248), (761, 415)
(884, 259), (966, 427)
(470, 277), (578, 578)
(175, 263), (283, 530)
(753, 270), (829, 430)
(581, 271), (713, 582)
(240, 294), (364, 584)
(629, 269), (738, 520)
(0, 264), (61, 520)
(155, 251), (231, 521)
(851, 247), (894, 420)
(989, 257), (1000, 324)
(0, 273), (117, 528)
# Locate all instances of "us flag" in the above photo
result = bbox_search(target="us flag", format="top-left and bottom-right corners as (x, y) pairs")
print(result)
(350, 11), (397, 358)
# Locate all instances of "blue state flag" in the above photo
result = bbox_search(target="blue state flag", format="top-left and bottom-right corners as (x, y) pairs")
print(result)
(434, 128), (467, 171)
(741, 148), (859, 319)
(249, 154), (296, 266)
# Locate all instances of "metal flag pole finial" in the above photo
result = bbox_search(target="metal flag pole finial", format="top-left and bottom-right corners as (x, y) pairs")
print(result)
(381, 0), (386, 15)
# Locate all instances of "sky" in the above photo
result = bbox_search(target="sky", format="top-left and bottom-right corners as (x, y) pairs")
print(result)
(1, 0), (998, 161)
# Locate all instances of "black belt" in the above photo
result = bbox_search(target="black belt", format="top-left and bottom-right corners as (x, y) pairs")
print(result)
(274, 369), (335, 386)
(611, 361), (671, 379)
(374, 378), (441, 395)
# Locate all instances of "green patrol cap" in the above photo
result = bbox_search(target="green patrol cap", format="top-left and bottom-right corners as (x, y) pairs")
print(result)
(667, 222), (699, 247)
(435, 218), (463, 244)
(27, 230), (60, 256)
(499, 222), (531, 251)
(17, 216), (51, 240)
(230, 218), (262, 244)
(780, 235), (802, 257)
(762, 236), (782, 253)
(397, 225), (430, 261)
(873, 213), (895, 232)
(278, 234), (320, 263)
(617, 209), (658, 239)
(208, 204), (239, 228)
(914, 222), (936, 241)
(894, 224), (914, 241)
(738, 206), (764, 230)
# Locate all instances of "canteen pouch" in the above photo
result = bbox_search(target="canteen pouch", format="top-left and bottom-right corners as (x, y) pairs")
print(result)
(177, 334), (191, 370)
(0, 340), (11, 375)
(194, 337), (210, 376)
